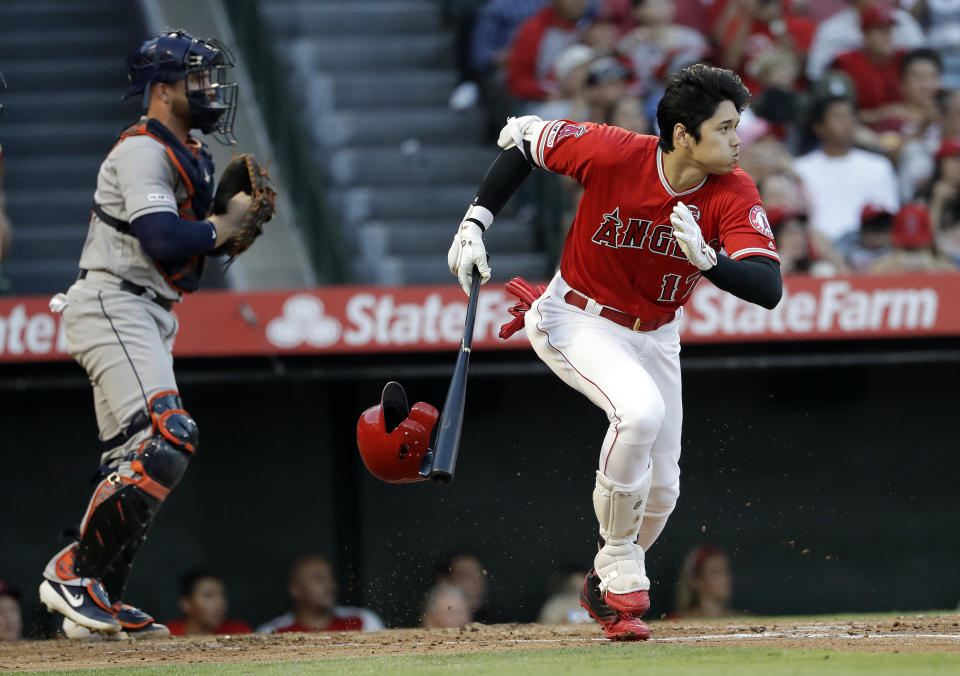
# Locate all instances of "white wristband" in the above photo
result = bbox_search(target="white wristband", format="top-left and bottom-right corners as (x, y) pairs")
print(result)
(463, 204), (494, 232)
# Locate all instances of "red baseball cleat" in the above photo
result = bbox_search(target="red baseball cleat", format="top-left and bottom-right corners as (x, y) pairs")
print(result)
(603, 588), (651, 615)
(579, 570), (650, 641)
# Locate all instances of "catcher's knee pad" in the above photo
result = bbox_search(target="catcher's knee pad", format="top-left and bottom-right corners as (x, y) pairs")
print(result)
(129, 390), (198, 497)
(74, 391), (197, 579)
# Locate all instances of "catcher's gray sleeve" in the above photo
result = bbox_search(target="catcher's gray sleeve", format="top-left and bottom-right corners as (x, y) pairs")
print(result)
(113, 137), (180, 221)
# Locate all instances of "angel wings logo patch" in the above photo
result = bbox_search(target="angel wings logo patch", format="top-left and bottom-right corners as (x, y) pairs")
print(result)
(749, 205), (774, 238)
(546, 122), (589, 148)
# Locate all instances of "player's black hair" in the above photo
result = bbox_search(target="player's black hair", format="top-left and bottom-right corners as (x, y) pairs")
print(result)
(178, 568), (222, 599)
(899, 47), (943, 78)
(656, 63), (751, 152)
(807, 94), (854, 128)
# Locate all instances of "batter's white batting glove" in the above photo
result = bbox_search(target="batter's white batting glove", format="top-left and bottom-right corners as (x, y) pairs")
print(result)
(496, 115), (544, 161)
(447, 219), (491, 296)
(670, 201), (717, 271)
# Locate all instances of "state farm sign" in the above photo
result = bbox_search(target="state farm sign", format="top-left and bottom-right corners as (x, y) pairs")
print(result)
(0, 273), (957, 363)
(0, 303), (69, 359)
(261, 290), (518, 349)
(684, 278), (942, 340)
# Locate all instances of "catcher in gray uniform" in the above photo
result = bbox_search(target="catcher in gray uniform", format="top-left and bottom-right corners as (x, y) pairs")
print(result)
(39, 31), (275, 639)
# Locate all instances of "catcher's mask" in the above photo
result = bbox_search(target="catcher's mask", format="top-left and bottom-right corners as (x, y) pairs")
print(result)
(356, 382), (438, 484)
(124, 30), (238, 145)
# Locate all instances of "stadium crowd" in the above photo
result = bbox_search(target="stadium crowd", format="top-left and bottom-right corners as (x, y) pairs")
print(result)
(0, 546), (742, 640)
(445, 0), (960, 275)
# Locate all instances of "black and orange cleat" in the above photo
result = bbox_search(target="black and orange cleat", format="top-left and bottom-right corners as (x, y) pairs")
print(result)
(112, 602), (170, 639)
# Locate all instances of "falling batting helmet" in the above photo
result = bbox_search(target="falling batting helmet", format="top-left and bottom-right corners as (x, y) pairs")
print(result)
(123, 30), (238, 144)
(356, 382), (439, 484)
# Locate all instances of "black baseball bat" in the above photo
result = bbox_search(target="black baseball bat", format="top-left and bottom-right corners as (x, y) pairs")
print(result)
(423, 266), (482, 485)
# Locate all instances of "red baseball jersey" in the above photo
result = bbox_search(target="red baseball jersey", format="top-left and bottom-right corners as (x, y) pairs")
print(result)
(532, 120), (779, 320)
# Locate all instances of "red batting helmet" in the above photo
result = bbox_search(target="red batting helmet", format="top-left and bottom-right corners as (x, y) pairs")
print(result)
(356, 382), (439, 483)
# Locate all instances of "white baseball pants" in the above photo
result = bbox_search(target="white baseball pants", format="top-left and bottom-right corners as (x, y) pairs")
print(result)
(525, 273), (682, 551)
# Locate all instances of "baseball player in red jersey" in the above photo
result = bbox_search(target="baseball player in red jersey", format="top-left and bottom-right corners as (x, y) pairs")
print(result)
(448, 64), (782, 641)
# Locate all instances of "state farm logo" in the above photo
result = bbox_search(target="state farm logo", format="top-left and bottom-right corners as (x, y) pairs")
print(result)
(0, 304), (68, 358)
(266, 294), (342, 348)
(686, 281), (939, 336)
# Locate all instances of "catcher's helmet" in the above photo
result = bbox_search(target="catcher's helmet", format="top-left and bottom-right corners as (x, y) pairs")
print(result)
(356, 382), (439, 484)
(124, 30), (238, 145)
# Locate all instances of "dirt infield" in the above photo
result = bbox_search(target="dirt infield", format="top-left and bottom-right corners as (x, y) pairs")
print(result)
(2, 614), (958, 672)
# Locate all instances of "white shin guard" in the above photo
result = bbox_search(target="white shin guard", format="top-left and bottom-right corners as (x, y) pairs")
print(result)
(592, 462), (653, 594)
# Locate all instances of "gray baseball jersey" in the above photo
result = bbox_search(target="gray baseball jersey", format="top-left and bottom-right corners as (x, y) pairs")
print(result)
(79, 122), (204, 301)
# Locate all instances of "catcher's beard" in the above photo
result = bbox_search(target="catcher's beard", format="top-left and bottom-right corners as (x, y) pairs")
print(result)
(171, 95), (193, 132)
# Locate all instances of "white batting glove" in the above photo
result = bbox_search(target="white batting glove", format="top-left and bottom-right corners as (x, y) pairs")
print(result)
(447, 220), (491, 296)
(496, 115), (544, 161)
(670, 201), (717, 271)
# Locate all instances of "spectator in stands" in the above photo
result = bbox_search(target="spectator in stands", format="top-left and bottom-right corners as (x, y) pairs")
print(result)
(871, 203), (958, 271)
(846, 204), (895, 272)
(711, 0), (816, 96)
(471, 0), (548, 80)
(914, 0), (960, 89)
(537, 567), (591, 624)
(737, 113), (796, 186)
(166, 570), (252, 636)
(829, 4), (906, 126)
(421, 584), (473, 628)
(747, 45), (805, 129)
(257, 555), (384, 633)
(867, 48), (943, 141)
(603, 0), (716, 36)
(941, 89), (960, 144)
(432, 551), (508, 624)
(769, 207), (846, 276)
(581, 13), (622, 56)
(806, 0), (926, 82)
(928, 138), (960, 264)
(618, 0), (708, 93)
(899, 86), (960, 202)
(671, 545), (737, 619)
(579, 57), (632, 123)
(506, 0), (596, 104)
(794, 95), (900, 250)
(758, 170), (807, 214)
(468, 0), (548, 117)
(607, 94), (649, 133)
(0, 581), (22, 642)
(531, 43), (597, 120)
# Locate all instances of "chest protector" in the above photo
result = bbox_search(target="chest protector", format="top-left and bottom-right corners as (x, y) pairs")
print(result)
(111, 119), (216, 293)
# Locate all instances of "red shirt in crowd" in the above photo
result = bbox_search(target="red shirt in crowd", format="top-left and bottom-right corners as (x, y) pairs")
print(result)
(831, 48), (906, 112)
(713, 0), (816, 94)
(506, 6), (582, 101)
(165, 618), (252, 636)
(531, 120), (779, 319)
(273, 617), (363, 633)
(255, 607), (384, 633)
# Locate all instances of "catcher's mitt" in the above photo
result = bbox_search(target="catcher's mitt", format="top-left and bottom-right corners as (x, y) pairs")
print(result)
(212, 153), (276, 257)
